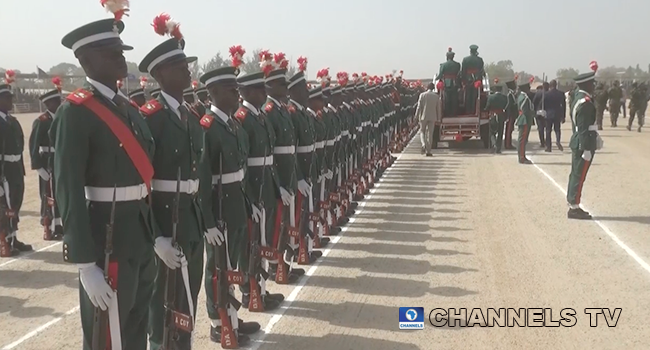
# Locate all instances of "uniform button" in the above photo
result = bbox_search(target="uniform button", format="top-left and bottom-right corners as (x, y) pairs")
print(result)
(119, 143), (123, 147)
(193, 167), (197, 171)
(64, 256), (68, 261)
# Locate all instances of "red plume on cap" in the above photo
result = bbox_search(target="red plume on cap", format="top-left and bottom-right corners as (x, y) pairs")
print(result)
(514, 74), (519, 81)
(229, 45), (246, 69)
(399, 70), (404, 77)
(529, 76), (535, 83)
(494, 78), (499, 84)
(336, 72), (349, 86)
(273, 52), (288, 69)
(316, 68), (331, 85)
(139, 76), (147, 89)
(116, 79), (123, 89)
(101, 0), (130, 22)
(192, 80), (198, 90)
(152, 13), (182, 40)
(51, 76), (62, 92)
(589, 61), (598, 72)
(4, 70), (16, 84)
(297, 56), (308, 72)
(352, 73), (359, 81)
(259, 50), (274, 77)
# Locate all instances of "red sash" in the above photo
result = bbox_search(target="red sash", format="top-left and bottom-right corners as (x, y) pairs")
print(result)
(69, 90), (154, 191)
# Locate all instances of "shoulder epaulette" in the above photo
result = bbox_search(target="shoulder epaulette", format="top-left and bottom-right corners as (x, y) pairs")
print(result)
(38, 113), (50, 121)
(584, 95), (592, 102)
(264, 101), (274, 113)
(66, 88), (94, 105)
(139, 99), (163, 117)
(200, 114), (215, 129)
(235, 107), (248, 121)
(287, 104), (296, 113)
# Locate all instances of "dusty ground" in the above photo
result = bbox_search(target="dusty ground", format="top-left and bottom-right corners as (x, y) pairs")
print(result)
(1, 112), (648, 350)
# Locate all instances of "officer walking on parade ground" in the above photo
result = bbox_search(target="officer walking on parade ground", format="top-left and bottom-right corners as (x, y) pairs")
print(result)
(415, 82), (441, 156)
(137, 13), (206, 349)
(607, 80), (623, 127)
(55, 4), (158, 347)
(198, 62), (261, 346)
(30, 81), (63, 241)
(504, 77), (518, 149)
(516, 77), (535, 164)
(484, 79), (508, 153)
(628, 81), (647, 132)
(0, 81), (33, 257)
(566, 61), (603, 220)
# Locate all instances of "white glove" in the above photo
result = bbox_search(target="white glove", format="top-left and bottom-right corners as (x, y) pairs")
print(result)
(324, 170), (333, 180)
(596, 135), (604, 150)
(280, 187), (293, 206)
(297, 180), (311, 197)
(582, 150), (593, 161)
(37, 168), (50, 181)
(536, 110), (547, 117)
(154, 237), (182, 269)
(251, 204), (263, 223)
(317, 175), (324, 183)
(205, 226), (225, 246)
(78, 263), (114, 311)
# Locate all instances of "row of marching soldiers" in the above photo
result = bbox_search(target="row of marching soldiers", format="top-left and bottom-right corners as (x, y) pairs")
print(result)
(4, 7), (421, 350)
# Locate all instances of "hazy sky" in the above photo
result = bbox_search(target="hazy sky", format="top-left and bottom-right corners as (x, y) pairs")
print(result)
(2, 0), (648, 79)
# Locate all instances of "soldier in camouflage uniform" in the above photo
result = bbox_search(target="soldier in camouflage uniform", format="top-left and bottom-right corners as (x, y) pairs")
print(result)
(628, 82), (647, 132)
(607, 80), (622, 127)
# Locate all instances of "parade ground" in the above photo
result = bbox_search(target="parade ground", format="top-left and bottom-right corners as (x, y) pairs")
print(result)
(1, 113), (649, 350)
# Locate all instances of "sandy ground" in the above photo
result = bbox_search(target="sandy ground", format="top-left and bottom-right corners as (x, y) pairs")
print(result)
(1, 112), (649, 350)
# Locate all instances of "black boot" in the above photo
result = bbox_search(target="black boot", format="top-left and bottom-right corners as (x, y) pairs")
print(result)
(567, 208), (592, 220)
(242, 293), (281, 311)
(210, 325), (252, 345)
(12, 238), (33, 252)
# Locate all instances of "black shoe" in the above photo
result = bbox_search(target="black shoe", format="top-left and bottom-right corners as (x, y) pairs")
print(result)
(265, 291), (285, 302)
(290, 267), (306, 276)
(545, 148), (551, 152)
(568, 208), (592, 220)
(556, 142), (564, 151)
(311, 250), (323, 259)
(639, 127), (643, 132)
(13, 239), (33, 252)
(421, 147), (425, 154)
(210, 325), (252, 345)
(426, 153), (433, 157)
(495, 149), (502, 154)
(242, 293), (281, 311)
(627, 125), (632, 131)
(318, 237), (331, 246)
(349, 202), (359, 210)
(331, 225), (343, 234)
(519, 158), (533, 164)
(238, 319), (261, 334)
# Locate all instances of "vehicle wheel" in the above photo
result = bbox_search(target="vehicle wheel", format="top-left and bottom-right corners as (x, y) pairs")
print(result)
(480, 124), (490, 149)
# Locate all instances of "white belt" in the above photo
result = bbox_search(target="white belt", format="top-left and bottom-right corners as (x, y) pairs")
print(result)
(39, 146), (55, 153)
(356, 127), (363, 132)
(248, 155), (274, 167)
(336, 135), (341, 141)
(151, 179), (199, 194)
(325, 139), (336, 146)
(353, 134), (357, 140)
(373, 123), (380, 127)
(85, 184), (148, 202)
(363, 121), (371, 127)
(341, 130), (350, 136)
(315, 141), (325, 149)
(274, 145), (295, 154)
(1, 154), (21, 162)
(588, 125), (598, 131)
(296, 144), (315, 153)
(395, 103), (401, 106)
(211, 169), (244, 185)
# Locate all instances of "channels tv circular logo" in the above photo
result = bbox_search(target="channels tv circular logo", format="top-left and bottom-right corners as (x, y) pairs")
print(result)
(405, 308), (418, 321)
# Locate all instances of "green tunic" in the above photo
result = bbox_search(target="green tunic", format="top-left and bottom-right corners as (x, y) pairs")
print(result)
(515, 91), (535, 160)
(29, 111), (56, 226)
(288, 100), (315, 184)
(437, 59), (461, 117)
(485, 92), (509, 150)
(566, 90), (598, 205)
(265, 97), (298, 193)
(461, 54), (485, 114)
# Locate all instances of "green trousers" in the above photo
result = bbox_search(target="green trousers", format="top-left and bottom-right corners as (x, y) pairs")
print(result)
(148, 239), (204, 350)
(465, 86), (478, 114)
(489, 115), (506, 151)
(444, 88), (458, 117)
(264, 200), (278, 246)
(204, 225), (247, 320)
(566, 150), (594, 205)
(517, 124), (531, 161)
(80, 248), (156, 350)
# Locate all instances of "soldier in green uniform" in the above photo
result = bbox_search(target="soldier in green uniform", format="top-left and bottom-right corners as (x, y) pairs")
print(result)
(198, 66), (261, 345)
(0, 84), (32, 257)
(129, 88), (146, 107)
(55, 15), (157, 349)
(504, 78), (518, 149)
(182, 86), (195, 105)
(30, 88), (63, 241)
(437, 47), (461, 117)
(195, 86), (208, 116)
(234, 70), (284, 311)
(137, 23), (206, 349)
(150, 88), (162, 99)
(627, 82), (647, 132)
(515, 78), (535, 164)
(607, 80), (622, 127)
(484, 80), (509, 153)
(593, 82), (608, 130)
(288, 66), (322, 265)
(263, 66), (306, 283)
(566, 68), (602, 220)
(460, 44), (485, 115)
